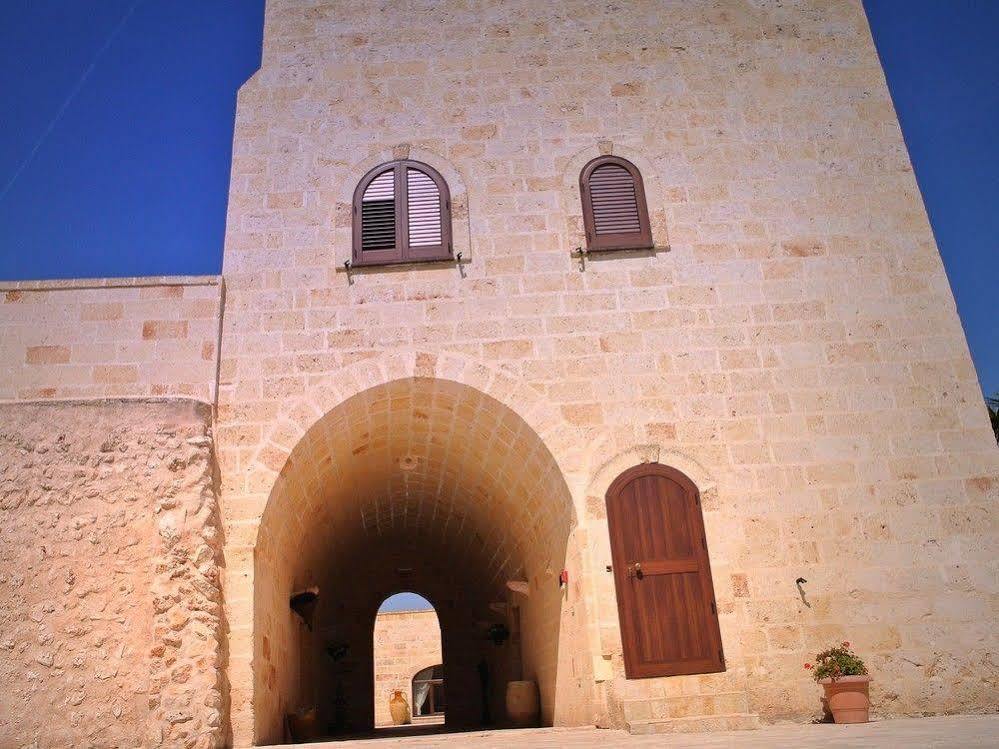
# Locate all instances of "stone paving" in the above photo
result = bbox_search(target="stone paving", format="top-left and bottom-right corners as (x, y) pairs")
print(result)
(265, 714), (998, 749)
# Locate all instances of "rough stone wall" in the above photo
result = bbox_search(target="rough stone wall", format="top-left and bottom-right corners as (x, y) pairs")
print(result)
(0, 276), (222, 402)
(216, 0), (999, 736)
(0, 400), (227, 748)
(372, 609), (442, 726)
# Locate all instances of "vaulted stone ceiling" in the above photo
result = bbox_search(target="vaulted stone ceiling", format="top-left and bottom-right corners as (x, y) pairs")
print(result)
(259, 377), (574, 599)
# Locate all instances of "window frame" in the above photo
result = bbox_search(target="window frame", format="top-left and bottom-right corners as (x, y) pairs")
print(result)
(579, 155), (653, 252)
(351, 159), (452, 267)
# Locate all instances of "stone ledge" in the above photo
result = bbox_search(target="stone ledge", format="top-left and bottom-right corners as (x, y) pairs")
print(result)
(0, 274), (222, 291)
(0, 395), (214, 415)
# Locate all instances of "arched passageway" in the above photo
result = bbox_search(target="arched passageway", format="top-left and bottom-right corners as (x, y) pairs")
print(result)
(252, 377), (590, 744)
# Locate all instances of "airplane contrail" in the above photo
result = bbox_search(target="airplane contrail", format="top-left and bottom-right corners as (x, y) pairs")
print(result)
(0, 0), (144, 204)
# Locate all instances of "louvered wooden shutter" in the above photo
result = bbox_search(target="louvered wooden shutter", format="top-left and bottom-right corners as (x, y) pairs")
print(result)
(361, 170), (397, 251)
(407, 168), (442, 248)
(580, 156), (653, 251)
(353, 160), (452, 266)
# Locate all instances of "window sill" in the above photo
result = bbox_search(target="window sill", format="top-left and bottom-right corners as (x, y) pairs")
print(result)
(571, 245), (667, 270)
(578, 244), (658, 254)
(339, 254), (466, 273)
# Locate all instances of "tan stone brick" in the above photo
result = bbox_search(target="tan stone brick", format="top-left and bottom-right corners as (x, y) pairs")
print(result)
(266, 192), (304, 209)
(461, 123), (497, 140)
(92, 365), (139, 384)
(80, 302), (124, 321)
(142, 320), (189, 340)
(482, 339), (533, 359)
(781, 239), (826, 257)
(825, 342), (878, 364)
(610, 81), (644, 96)
(25, 345), (70, 364)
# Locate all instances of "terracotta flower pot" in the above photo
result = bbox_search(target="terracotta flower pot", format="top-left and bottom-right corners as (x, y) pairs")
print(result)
(505, 680), (539, 727)
(819, 675), (872, 724)
(389, 690), (411, 725)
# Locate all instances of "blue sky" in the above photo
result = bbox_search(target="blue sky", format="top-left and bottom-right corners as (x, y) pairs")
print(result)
(379, 592), (434, 613)
(0, 2), (995, 396)
(864, 1), (999, 399)
(0, 1), (263, 277)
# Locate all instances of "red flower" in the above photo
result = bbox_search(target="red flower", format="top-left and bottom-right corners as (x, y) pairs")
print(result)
(842, 641), (850, 647)
(804, 663), (812, 669)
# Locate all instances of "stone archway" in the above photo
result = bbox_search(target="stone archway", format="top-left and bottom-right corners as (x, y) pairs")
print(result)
(243, 366), (594, 744)
(371, 594), (443, 726)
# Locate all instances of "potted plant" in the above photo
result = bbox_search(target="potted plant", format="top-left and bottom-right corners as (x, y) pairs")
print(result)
(805, 641), (871, 724)
(487, 623), (510, 646)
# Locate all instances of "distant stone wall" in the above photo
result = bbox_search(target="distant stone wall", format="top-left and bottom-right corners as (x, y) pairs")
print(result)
(373, 609), (442, 726)
(0, 276), (221, 402)
(0, 400), (226, 748)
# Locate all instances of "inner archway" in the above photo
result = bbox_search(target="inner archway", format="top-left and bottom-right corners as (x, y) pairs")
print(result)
(252, 377), (590, 744)
(373, 593), (443, 727)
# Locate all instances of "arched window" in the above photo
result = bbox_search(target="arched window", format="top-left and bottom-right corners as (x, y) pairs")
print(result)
(579, 155), (653, 251)
(412, 664), (445, 717)
(352, 160), (452, 266)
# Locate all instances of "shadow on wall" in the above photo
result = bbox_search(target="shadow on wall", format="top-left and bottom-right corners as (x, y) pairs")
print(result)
(250, 377), (591, 745)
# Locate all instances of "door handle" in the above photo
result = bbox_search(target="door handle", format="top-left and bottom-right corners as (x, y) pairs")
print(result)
(627, 562), (643, 579)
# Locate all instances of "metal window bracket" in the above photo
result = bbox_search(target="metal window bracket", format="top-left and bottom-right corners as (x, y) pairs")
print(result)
(572, 244), (667, 271)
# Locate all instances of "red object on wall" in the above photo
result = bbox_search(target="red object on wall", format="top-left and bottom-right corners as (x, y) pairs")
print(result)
(559, 569), (569, 588)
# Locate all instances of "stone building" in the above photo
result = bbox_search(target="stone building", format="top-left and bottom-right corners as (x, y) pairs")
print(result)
(1, 1), (997, 747)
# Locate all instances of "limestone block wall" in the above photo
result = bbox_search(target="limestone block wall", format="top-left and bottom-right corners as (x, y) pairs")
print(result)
(216, 0), (999, 736)
(372, 609), (442, 726)
(0, 400), (227, 748)
(0, 276), (222, 402)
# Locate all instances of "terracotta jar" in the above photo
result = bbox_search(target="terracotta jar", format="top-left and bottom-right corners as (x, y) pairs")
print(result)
(505, 680), (539, 727)
(820, 675), (872, 723)
(389, 690), (411, 725)
(287, 707), (320, 742)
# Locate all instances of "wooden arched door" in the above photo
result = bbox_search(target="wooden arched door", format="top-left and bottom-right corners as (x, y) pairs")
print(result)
(605, 463), (725, 678)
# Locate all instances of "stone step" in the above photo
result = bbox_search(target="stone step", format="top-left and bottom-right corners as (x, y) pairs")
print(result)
(627, 713), (761, 735)
(411, 714), (444, 725)
(622, 690), (751, 722)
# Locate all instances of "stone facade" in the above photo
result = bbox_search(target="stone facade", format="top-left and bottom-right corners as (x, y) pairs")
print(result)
(217, 0), (998, 743)
(0, 276), (222, 403)
(0, 400), (226, 748)
(372, 609), (443, 726)
(1, 1), (998, 747)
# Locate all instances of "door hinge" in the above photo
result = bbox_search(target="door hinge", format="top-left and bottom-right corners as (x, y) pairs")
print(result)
(710, 601), (716, 615)
(701, 536), (707, 550)
(718, 649), (725, 663)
